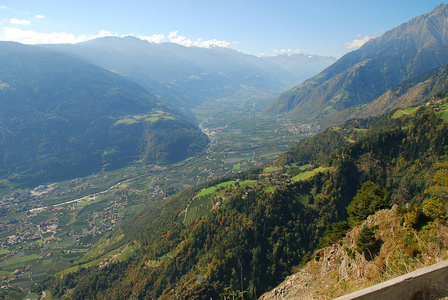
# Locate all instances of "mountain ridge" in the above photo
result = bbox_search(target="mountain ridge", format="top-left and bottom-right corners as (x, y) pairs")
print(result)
(319, 62), (448, 128)
(267, 4), (448, 122)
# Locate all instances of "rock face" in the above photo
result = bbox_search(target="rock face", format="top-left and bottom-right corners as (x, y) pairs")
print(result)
(260, 209), (448, 299)
(267, 4), (448, 123)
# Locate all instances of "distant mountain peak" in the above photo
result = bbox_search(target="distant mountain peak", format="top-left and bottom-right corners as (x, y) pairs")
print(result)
(430, 3), (448, 13)
(263, 53), (336, 84)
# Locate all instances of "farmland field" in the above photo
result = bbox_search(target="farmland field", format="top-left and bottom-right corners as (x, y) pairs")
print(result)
(292, 167), (330, 181)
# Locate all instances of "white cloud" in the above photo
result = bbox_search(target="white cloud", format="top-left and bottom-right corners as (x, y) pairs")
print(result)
(2, 27), (82, 44)
(0, 6), (8, 9)
(345, 35), (374, 50)
(168, 31), (178, 39)
(0, 26), (234, 49)
(0, 27), (119, 44)
(9, 18), (31, 25)
(35, 15), (45, 19)
(264, 49), (302, 56)
(91, 29), (117, 39)
(137, 33), (165, 43)
(193, 38), (231, 48)
(167, 31), (231, 48)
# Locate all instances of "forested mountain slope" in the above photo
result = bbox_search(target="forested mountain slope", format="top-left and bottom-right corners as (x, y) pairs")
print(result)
(0, 42), (208, 186)
(267, 4), (448, 122)
(38, 98), (448, 299)
(320, 62), (448, 128)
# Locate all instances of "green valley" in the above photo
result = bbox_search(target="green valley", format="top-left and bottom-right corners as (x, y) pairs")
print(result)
(0, 90), (315, 297)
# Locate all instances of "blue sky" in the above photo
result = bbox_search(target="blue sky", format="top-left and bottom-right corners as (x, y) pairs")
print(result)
(0, 0), (445, 58)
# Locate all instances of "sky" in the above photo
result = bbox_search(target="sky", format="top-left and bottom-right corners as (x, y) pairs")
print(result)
(0, 0), (446, 58)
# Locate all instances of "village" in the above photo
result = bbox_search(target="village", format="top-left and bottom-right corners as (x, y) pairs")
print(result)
(278, 122), (318, 135)
(0, 183), (133, 292)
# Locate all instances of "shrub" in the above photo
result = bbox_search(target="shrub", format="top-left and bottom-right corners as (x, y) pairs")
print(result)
(356, 225), (377, 254)
(422, 197), (446, 220)
(347, 181), (389, 226)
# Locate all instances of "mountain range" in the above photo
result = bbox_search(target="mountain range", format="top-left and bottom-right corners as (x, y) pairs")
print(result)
(267, 4), (448, 125)
(41, 38), (334, 110)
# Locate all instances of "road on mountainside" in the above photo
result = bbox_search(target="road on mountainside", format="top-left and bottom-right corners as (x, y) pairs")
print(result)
(28, 173), (153, 213)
